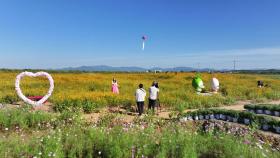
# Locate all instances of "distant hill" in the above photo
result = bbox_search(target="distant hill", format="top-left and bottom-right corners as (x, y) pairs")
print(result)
(61, 65), (146, 72)
(60, 65), (214, 72)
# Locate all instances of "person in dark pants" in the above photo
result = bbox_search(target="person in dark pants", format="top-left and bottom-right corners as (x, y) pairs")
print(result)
(135, 84), (146, 116)
(148, 81), (159, 112)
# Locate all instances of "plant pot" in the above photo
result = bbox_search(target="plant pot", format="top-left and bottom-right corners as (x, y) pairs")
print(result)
(199, 115), (204, 120)
(232, 117), (238, 123)
(264, 110), (271, 115)
(227, 116), (233, 122)
(187, 116), (193, 120)
(244, 118), (250, 125)
(220, 114), (226, 120)
(248, 109), (255, 113)
(275, 126), (280, 134)
(215, 114), (220, 120)
(205, 115), (210, 120)
(262, 124), (270, 131)
(210, 114), (215, 120)
(274, 111), (280, 117)
(180, 118), (187, 122)
(256, 109), (263, 114)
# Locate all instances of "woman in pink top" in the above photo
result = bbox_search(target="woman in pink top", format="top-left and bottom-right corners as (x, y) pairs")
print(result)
(112, 78), (119, 94)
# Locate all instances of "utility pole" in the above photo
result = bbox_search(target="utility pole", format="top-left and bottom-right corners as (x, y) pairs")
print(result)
(233, 59), (238, 71)
(197, 62), (200, 71)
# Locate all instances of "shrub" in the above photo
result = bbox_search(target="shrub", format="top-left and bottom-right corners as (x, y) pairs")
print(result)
(179, 108), (280, 133)
(244, 104), (280, 114)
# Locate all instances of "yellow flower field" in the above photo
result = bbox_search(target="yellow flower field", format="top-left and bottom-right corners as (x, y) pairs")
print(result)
(1, 71), (280, 110)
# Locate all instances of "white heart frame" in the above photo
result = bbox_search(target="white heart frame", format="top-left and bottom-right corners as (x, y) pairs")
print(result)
(15, 71), (54, 106)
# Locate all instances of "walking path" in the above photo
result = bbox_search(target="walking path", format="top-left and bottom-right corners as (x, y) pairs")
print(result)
(83, 99), (280, 123)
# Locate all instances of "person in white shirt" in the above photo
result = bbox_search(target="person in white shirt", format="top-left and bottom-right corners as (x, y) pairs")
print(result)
(148, 81), (159, 111)
(135, 83), (146, 116)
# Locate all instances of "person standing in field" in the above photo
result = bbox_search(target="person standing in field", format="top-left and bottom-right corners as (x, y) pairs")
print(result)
(112, 78), (119, 94)
(148, 81), (159, 112)
(135, 83), (146, 116)
(154, 82), (161, 114)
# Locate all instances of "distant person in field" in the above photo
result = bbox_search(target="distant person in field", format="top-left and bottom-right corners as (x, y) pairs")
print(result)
(112, 78), (119, 94)
(148, 81), (159, 112)
(154, 82), (161, 114)
(257, 80), (264, 88)
(135, 83), (146, 116)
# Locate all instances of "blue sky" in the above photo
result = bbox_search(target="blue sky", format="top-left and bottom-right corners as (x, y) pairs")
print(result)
(0, 0), (280, 69)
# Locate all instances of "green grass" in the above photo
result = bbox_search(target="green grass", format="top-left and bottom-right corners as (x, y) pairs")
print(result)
(0, 123), (278, 158)
(0, 108), (278, 158)
(0, 107), (81, 131)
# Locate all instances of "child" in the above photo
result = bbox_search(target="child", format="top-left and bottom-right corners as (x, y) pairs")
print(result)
(135, 84), (146, 116)
(112, 78), (119, 94)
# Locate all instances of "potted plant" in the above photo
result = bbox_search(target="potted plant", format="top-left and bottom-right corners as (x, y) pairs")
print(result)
(255, 105), (263, 114)
(271, 119), (280, 134)
(180, 112), (191, 121)
(214, 109), (220, 120)
(197, 110), (205, 120)
(231, 111), (239, 123)
(186, 112), (194, 121)
(208, 110), (215, 120)
(244, 104), (255, 113)
(262, 105), (271, 115)
(226, 110), (235, 122)
(275, 121), (280, 134)
(272, 106), (280, 117)
(260, 117), (272, 131)
(239, 112), (253, 125)
(218, 109), (226, 121)
(191, 111), (199, 120)
(201, 109), (210, 120)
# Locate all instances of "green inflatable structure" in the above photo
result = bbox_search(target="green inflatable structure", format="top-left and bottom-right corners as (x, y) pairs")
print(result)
(192, 76), (204, 92)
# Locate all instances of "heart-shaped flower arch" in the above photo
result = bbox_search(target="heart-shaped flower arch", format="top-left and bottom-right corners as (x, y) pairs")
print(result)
(15, 71), (54, 106)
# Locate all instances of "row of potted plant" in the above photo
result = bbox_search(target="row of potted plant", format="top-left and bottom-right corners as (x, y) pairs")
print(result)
(179, 109), (280, 134)
(244, 104), (280, 117)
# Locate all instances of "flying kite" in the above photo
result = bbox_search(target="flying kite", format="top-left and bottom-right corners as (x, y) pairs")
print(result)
(142, 35), (147, 50)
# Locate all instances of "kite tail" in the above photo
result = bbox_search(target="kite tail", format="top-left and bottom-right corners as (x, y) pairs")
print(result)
(142, 41), (145, 50)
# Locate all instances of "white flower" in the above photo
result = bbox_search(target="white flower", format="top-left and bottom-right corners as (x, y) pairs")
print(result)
(38, 152), (42, 155)
(256, 143), (263, 149)
(5, 128), (8, 131)
(98, 151), (101, 155)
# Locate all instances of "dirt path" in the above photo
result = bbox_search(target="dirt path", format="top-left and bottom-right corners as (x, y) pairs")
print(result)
(2, 99), (280, 123)
(81, 99), (280, 123)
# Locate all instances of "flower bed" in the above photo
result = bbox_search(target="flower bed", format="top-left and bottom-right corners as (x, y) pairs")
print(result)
(179, 109), (280, 134)
(244, 104), (280, 117)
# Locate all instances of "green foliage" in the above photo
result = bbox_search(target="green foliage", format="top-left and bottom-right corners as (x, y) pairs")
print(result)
(244, 104), (280, 112)
(0, 124), (278, 158)
(0, 108), (82, 130)
(54, 99), (102, 113)
(180, 108), (280, 134)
